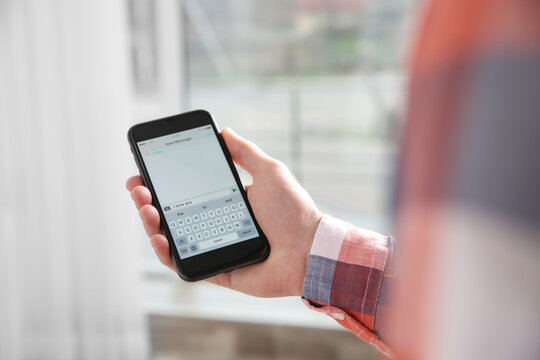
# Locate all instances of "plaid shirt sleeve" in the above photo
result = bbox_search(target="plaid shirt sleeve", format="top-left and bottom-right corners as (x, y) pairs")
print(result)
(302, 215), (395, 357)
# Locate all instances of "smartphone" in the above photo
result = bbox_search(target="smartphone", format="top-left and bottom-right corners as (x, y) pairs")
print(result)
(128, 110), (270, 281)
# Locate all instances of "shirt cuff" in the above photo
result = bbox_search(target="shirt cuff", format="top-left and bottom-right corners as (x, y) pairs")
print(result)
(302, 214), (393, 357)
(303, 215), (390, 302)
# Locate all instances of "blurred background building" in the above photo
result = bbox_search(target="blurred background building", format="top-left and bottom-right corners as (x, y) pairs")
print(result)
(0, 0), (413, 359)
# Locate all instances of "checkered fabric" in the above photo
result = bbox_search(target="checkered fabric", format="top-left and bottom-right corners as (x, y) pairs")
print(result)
(302, 215), (394, 357)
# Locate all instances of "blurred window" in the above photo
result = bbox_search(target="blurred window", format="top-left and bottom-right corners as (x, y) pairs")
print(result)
(129, 0), (413, 329)
(184, 0), (411, 230)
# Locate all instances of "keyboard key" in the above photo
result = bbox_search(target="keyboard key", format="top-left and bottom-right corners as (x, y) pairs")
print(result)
(170, 221), (177, 228)
(196, 233), (203, 240)
(223, 206), (230, 213)
(185, 216), (192, 224)
(192, 224), (200, 232)
(237, 211), (245, 218)
(200, 212), (208, 220)
(189, 244), (199, 252)
(199, 232), (239, 250)
(177, 218), (185, 226)
(218, 226), (226, 234)
(222, 215), (230, 223)
(216, 208), (223, 215)
(208, 210), (215, 217)
(207, 219), (215, 227)
(215, 218), (223, 225)
(230, 204), (238, 211)
(200, 222), (207, 230)
(177, 237), (187, 245)
(242, 219), (252, 227)
(230, 213), (237, 221)
(233, 222), (241, 229)
(193, 214), (200, 222)
(226, 224), (234, 232)
(176, 228), (184, 236)
(238, 202), (245, 209)
(237, 228), (255, 238)
(211, 228), (218, 236)
(184, 227), (192, 234)
(188, 234), (195, 242)
(179, 247), (189, 256)
(203, 230), (210, 238)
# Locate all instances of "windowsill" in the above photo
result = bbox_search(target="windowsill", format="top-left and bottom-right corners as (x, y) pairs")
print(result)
(142, 268), (343, 330)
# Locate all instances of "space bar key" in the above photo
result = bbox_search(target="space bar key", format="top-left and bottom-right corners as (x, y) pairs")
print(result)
(199, 232), (239, 250)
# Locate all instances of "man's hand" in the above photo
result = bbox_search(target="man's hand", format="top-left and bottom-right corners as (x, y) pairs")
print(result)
(126, 128), (322, 297)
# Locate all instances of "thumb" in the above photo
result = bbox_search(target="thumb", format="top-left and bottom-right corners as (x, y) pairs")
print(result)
(221, 127), (271, 175)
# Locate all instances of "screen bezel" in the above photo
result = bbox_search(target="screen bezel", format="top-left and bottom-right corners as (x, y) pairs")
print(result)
(128, 110), (269, 281)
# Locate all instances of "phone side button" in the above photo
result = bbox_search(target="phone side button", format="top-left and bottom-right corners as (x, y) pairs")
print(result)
(199, 232), (238, 250)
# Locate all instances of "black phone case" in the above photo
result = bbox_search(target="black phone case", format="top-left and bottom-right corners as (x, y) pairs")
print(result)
(128, 110), (270, 281)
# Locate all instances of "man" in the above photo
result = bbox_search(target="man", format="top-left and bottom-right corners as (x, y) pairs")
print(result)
(127, 0), (540, 358)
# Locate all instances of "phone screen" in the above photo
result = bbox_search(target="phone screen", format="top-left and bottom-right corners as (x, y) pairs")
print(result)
(137, 125), (259, 259)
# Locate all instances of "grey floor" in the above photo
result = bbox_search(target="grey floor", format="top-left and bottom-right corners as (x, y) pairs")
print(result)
(150, 315), (376, 360)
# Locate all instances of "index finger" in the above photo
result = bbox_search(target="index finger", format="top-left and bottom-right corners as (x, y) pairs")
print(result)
(126, 175), (144, 191)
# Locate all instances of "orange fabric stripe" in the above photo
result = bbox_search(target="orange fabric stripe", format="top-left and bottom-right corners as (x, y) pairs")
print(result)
(411, 0), (540, 73)
(339, 228), (389, 271)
